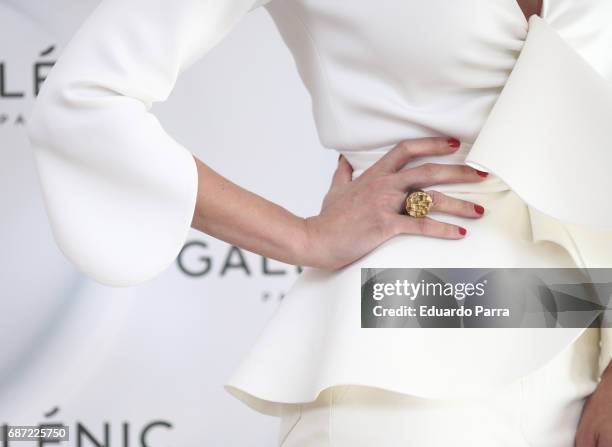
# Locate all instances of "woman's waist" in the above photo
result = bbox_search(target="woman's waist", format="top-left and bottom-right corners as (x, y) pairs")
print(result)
(337, 141), (509, 194)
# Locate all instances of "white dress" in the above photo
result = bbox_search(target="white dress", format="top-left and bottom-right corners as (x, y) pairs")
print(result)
(27, 0), (612, 419)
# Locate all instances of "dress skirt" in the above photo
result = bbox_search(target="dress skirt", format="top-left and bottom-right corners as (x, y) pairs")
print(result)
(278, 327), (601, 447)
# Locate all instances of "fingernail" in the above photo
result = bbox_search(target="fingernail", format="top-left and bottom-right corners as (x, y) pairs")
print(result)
(338, 154), (342, 161)
(458, 226), (467, 236)
(447, 138), (461, 148)
(475, 169), (489, 178)
(474, 204), (485, 215)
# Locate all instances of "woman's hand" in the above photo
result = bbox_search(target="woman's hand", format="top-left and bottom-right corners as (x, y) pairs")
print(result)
(576, 363), (612, 447)
(191, 136), (486, 272)
(300, 137), (488, 270)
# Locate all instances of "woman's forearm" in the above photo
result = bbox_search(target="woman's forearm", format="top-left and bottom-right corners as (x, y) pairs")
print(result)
(190, 155), (309, 266)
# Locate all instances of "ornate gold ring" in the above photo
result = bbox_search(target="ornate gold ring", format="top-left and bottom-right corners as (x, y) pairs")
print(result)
(404, 189), (433, 218)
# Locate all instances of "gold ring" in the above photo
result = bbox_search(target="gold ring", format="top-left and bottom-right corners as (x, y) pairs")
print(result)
(404, 189), (433, 218)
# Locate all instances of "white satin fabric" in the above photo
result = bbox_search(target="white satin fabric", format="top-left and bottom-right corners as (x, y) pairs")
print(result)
(26, 0), (612, 416)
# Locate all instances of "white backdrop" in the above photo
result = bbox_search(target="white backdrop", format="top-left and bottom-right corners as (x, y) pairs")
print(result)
(0, 1), (337, 445)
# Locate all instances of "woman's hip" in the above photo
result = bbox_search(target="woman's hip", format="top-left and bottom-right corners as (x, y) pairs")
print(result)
(225, 189), (589, 415)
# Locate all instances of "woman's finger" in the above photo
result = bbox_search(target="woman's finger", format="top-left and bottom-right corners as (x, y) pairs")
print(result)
(330, 154), (353, 188)
(396, 163), (488, 189)
(368, 137), (461, 174)
(389, 214), (467, 239)
(426, 190), (485, 219)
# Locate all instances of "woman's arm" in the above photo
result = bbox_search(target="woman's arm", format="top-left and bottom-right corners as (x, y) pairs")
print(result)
(190, 156), (309, 267)
(191, 139), (488, 272)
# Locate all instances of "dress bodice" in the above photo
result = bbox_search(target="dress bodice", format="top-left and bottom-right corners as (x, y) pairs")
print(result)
(264, 0), (612, 153)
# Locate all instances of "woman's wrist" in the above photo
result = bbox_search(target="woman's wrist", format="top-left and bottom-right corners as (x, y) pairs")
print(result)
(293, 216), (320, 269)
(292, 215), (334, 270)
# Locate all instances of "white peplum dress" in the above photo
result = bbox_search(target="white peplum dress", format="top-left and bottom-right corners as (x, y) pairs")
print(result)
(26, 0), (612, 417)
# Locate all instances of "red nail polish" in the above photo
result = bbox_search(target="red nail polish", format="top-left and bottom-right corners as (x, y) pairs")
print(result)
(458, 227), (467, 236)
(474, 204), (485, 215)
(476, 170), (489, 178)
(447, 138), (461, 148)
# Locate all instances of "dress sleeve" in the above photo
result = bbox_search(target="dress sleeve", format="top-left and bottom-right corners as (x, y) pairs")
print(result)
(26, 0), (269, 287)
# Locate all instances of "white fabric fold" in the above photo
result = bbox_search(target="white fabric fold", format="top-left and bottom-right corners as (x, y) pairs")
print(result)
(465, 15), (612, 255)
(465, 15), (612, 377)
